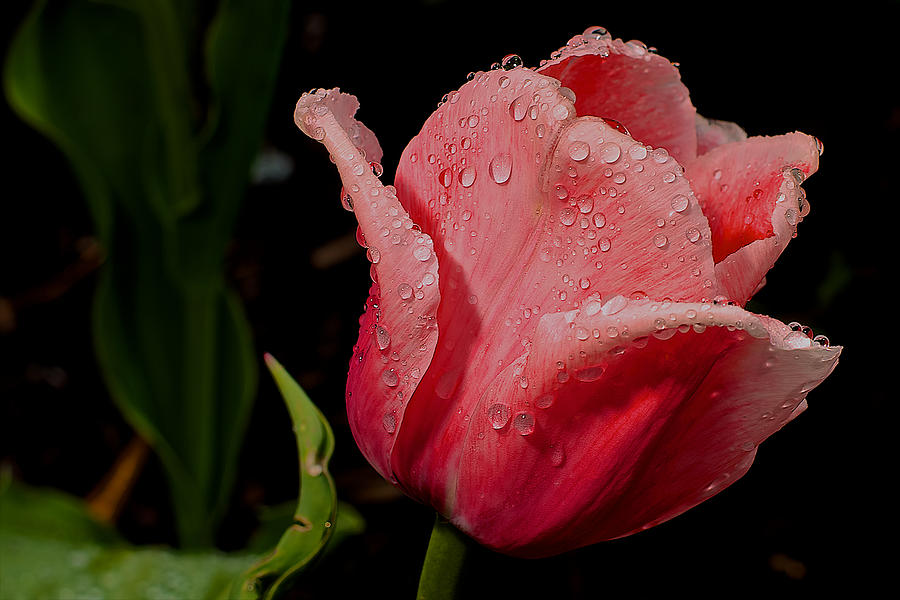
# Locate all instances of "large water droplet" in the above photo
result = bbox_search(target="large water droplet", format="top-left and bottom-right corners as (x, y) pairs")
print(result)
(568, 140), (590, 161)
(375, 326), (391, 350)
(489, 153), (512, 184)
(671, 194), (689, 213)
(560, 208), (577, 226)
(382, 368), (399, 387)
(599, 142), (621, 163)
(509, 94), (528, 121)
(536, 393), (555, 409)
(439, 168), (453, 188)
(501, 54), (523, 70)
(382, 412), (397, 434)
(413, 244), (432, 261)
(513, 411), (535, 435)
(459, 166), (477, 188)
(573, 365), (604, 382)
(489, 403), (510, 429)
(398, 283), (413, 300)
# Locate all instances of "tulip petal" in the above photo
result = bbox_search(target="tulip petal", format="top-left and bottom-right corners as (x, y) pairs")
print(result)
(685, 133), (820, 303)
(295, 89), (440, 482)
(389, 66), (717, 511)
(537, 28), (698, 164)
(695, 113), (747, 155)
(450, 299), (840, 557)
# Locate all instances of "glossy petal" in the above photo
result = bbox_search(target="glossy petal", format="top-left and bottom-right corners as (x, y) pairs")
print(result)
(295, 89), (439, 481)
(695, 113), (747, 155)
(537, 28), (697, 164)
(685, 133), (819, 303)
(450, 299), (840, 557)
(390, 66), (717, 511)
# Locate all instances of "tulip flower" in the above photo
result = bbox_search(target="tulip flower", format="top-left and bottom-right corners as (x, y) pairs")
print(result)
(294, 27), (840, 558)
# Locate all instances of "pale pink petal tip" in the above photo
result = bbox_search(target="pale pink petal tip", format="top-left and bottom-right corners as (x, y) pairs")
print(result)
(295, 87), (383, 164)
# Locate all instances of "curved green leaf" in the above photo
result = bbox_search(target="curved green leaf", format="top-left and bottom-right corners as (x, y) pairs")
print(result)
(233, 355), (339, 600)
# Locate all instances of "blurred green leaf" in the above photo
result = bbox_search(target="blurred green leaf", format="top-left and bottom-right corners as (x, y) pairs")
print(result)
(232, 356), (341, 600)
(0, 479), (257, 600)
(4, 0), (289, 546)
(0, 471), (121, 545)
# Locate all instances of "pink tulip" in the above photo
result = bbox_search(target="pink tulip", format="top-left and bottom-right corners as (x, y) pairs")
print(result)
(294, 27), (840, 558)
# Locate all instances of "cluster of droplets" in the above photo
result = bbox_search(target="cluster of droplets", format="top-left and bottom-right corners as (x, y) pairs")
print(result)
(783, 321), (830, 349)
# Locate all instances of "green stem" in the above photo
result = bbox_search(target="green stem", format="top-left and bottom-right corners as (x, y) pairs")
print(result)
(417, 515), (468, 600)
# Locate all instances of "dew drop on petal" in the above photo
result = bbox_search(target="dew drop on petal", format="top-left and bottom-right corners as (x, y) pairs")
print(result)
(382, 369), (399, 387)
(573, 365), (604, 382)
(398, 283), (413, 300)
(536, 394), (555, 409)
(413, 244), (432, 261)
(560, 208), (577, 226)
(671, 194), (689, 212)
(599, 142), (621, 163)
(686, 227), (701, 243)
(459, 166), (477, 188)
(513, 411), (535, 435)
(439, 168), (453, 188)
(382, 412), (397, 434)
(375, 326), (391, 350)
(568, 140), (590, 161)
(489, 403), (511, 429)
(489, 153), (512, 184)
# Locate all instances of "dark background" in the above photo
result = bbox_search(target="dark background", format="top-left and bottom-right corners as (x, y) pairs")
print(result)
(2, 0), (896, 597)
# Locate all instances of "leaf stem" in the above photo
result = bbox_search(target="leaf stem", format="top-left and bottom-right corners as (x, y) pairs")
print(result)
(417, 515), (468, 600)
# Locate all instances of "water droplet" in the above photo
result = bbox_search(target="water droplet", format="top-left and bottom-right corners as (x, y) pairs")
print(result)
(513, 411), (535, 435)
(560, 207), (577, 226)
(375, 326), (390, 350)
(813, 334), (830, 347)
(501, 54), (523, 70)
(489, 153), (512, 184)
(602, 117), (630, 135)
(598, 237), (611, 252)
(654, 234), (668, 248)
(536, 394), (555, 409)
(509, 94), (528, 121)
(628, 144), (648, 160)
(413, 244), (432, 261)
(439, 168), (453, 188)
(579, 277), (591, 289)
(489, 403), (510, 429)
(686, 227), (701, 243)
(398, 283), (413, 300)
(382, 411), (397, 433)
(459, 166), (477, 188)
(573, 365), (604, 382)
(382, 369), (399, 387)
(568, 140), (590, 161)
(671, 194), (689, 212)
(593, 212), (606, 228)
(601, 295), (627, 315)
(599, 142), (621, 163)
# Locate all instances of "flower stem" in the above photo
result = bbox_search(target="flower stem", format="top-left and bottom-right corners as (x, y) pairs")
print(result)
(417, 514), (468, 600)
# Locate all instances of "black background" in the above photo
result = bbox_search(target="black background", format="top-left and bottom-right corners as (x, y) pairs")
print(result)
(2, 1), (897, 597)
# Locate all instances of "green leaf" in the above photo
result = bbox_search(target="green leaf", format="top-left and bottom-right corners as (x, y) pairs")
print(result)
(232, 356), (339, 600)
(0, 479), (257, 600)
(3, 0), (289, 547)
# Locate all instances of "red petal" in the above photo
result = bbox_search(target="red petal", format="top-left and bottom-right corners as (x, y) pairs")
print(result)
(685, 133), (820, 303)
(537, 28), (698, 164)
(294, 89), (439, 482)
(450, 299), (840, 557)
(389, 66), (718, 511)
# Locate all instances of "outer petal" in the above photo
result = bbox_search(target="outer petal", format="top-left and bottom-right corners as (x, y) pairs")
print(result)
(685, 133), (820, 303)
(450, 299), (840, 557)
(390, 66), (717, 511)
(695, 113), (747, 155)
(294, 89), (439, 481)
(537, 27), (698, 164)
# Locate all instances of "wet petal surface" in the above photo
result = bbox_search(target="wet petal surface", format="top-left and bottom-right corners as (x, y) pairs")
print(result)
(537, 28), (698, 164)
(685, 133), (819, 303)
(450, 299), (840, 557)
(295, 89), (440, 481)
